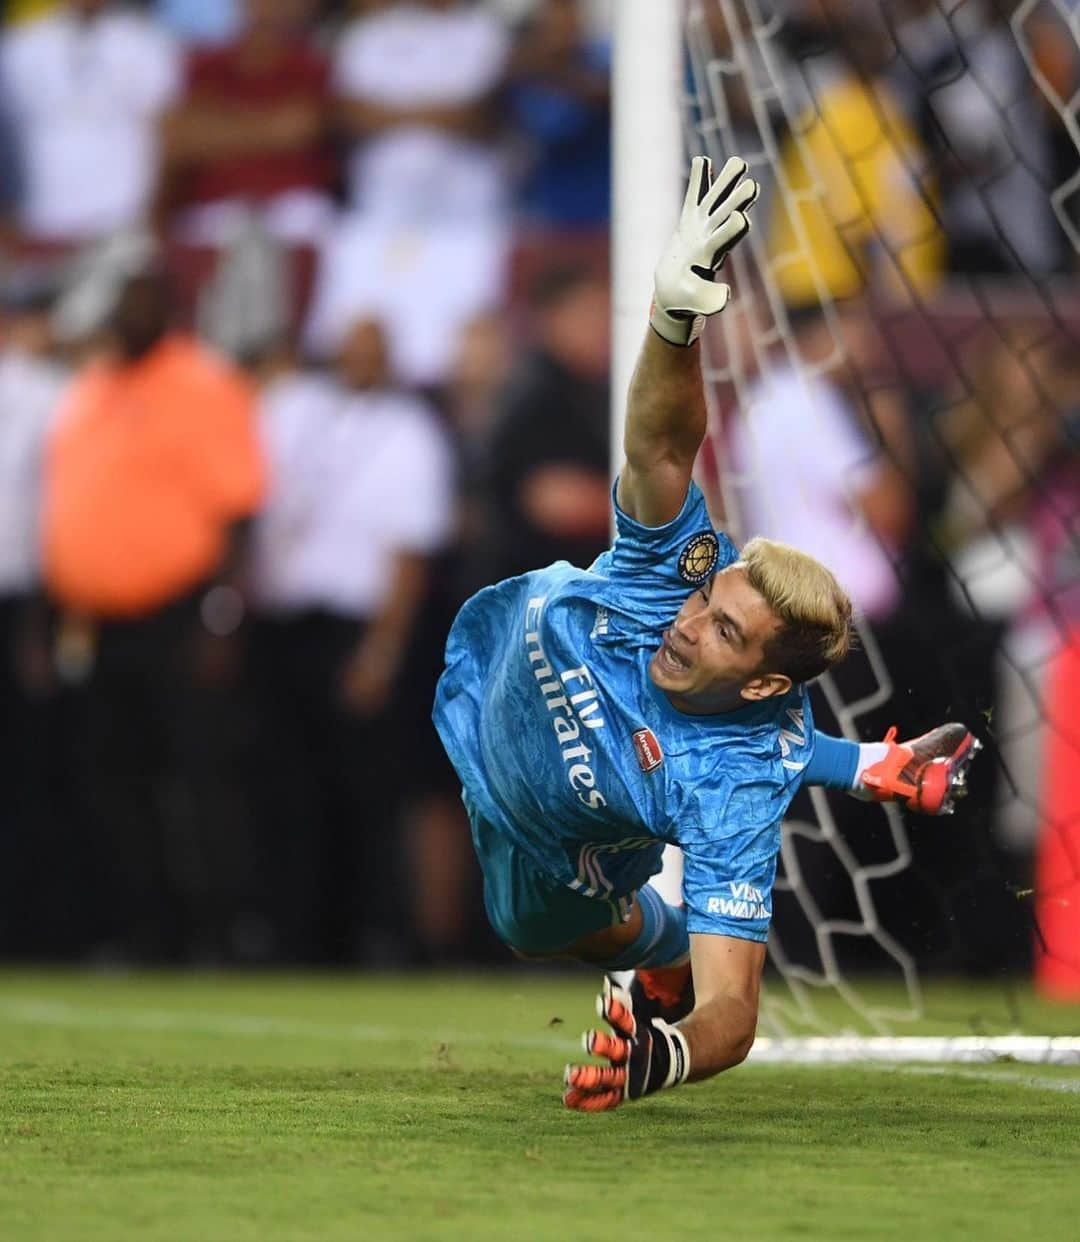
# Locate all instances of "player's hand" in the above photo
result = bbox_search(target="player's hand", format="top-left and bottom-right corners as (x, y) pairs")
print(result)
(651, 154), (759, 347)
(562, 977), (690, 1112)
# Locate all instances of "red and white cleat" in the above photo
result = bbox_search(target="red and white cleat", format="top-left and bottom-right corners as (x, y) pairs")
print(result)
(860, 723), (982, 816)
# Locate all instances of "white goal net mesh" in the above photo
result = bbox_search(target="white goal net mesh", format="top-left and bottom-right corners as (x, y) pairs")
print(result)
(679, 0), (1080, 1041)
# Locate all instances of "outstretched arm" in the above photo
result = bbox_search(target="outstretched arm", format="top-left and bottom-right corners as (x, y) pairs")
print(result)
(617, 155), (759, 528)
(616, 327), (709, 527)
(679, 931), (763, 1079)
(562, 932), (763, 1111)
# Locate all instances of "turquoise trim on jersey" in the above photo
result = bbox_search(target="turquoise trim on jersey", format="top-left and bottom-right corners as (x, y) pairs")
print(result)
(804, 731), (859, 790)
(434, 480), (814, 946)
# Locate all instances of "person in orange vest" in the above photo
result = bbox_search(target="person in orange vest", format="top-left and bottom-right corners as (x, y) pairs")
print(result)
(41, 258), (266, 961)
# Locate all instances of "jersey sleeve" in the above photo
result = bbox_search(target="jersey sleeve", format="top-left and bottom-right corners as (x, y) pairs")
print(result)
(680, 799), (780, 942)
(675, 693), (813, 941)
(592, 479), (739, 625)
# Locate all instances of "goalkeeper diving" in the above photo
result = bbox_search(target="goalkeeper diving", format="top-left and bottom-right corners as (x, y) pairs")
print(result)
(433, 155), (980, 1112)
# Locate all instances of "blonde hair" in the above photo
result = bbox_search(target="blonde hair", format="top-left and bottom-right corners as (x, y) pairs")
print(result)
(739, 537), (853, 683)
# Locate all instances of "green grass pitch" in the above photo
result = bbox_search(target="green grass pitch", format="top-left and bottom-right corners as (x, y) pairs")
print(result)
(2, 971), (1079, 1241)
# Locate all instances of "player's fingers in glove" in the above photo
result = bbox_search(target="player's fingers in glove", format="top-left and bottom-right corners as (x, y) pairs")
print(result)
(562, 1083), (623, 1112)
(707, 172), (759, 222)
(702, 155), (752, 215)
(597, 977), (636, 1037)
(683, 154), (714, 214)
(682, 154), (758, 230)
(565, 1063), (626, 1092)
(585, 1028), (629, 1062)
(562, 980), (634, 1112)
(563, 1063), (626, 1112)
(706, 175), (758, 259)
(706, 212), (751, 270)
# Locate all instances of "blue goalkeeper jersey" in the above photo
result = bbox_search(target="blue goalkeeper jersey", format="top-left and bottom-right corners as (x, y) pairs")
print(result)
(433, 481), (814, 941)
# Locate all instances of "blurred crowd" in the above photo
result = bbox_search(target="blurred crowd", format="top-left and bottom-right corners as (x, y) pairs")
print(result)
(0, 0), (1076, 972)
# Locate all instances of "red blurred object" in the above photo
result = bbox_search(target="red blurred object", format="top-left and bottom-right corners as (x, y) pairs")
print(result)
(1035, 627), (1080, 999)
(179, 41), (333, 208)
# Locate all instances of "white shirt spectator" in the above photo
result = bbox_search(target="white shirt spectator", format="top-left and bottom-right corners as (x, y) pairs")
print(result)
(728, 364), (899, 621)
(1, 8), (180, 241)
(305, 214), (508, 385)
(0, 348), (69, 594)
(334, 2), (509, 222)
(252, 371), (454, 619)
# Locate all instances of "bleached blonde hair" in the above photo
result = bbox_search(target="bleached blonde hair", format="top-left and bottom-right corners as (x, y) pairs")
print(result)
(738, 536), (853, 684)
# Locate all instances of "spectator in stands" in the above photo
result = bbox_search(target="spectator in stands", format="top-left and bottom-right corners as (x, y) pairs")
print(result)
(728, 302), (913, 624)
(1, 0), (180, 243)
(305, 0), (510, 383)
(769, 9), (943, 308)
(445, 310), (512, 455)
(504, 0), (610, 230)
(248, 316), (454, 962)
(478, 264), (611, 584)
(445, 311), (513, 561)
(41, 260), (265, 960)
(0, 268), (68, 648)
(892, 0), (1066, 276)
(934, 332), (1076, 855)
(0, 267), (69, 956)
(397, 310), (513, 965)
(158, 0), (335, 248)
(333, 0), (508, 221)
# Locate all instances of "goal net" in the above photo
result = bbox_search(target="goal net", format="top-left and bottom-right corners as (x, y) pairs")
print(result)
(628, 0), (1080, 1062)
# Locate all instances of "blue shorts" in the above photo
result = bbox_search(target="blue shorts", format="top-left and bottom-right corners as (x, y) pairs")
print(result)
(467, 802), (628, 955)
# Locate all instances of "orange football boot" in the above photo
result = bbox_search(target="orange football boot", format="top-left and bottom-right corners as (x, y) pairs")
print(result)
(860, 723), (981, 816)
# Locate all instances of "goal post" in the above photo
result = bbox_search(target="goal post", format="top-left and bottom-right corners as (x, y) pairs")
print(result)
(610, 0), (682, 481)
(611, 0), (685, 907)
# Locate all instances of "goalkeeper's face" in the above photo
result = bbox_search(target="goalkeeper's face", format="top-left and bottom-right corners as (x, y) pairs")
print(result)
(649, 566), (790, 714)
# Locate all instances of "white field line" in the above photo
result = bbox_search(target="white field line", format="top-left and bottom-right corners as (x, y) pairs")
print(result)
(3, 999), (1080, 1095)
(895, 1065), (1080, 1096)
(748, 1034), (1080, 1065)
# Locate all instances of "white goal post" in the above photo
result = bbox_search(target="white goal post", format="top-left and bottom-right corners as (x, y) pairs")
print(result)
(611, 0), (687, 909)
(610, 0), (682, 481)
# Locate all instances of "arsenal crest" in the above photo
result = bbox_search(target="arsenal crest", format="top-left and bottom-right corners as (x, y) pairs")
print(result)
(633, 727), (664, 773)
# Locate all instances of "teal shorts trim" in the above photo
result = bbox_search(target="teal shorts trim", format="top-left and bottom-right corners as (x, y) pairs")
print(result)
(467, 801), (628, 956)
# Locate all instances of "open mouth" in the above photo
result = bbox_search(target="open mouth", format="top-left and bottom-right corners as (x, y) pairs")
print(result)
(659, 631), (691, 674)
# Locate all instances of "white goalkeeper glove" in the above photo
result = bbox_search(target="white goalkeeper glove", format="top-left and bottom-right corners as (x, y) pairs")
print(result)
(650, 154), (760, 347)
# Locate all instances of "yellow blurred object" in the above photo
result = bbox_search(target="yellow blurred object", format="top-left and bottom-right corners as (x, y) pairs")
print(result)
(769, 74), (944, 308)
(6, 0), (60, 23)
